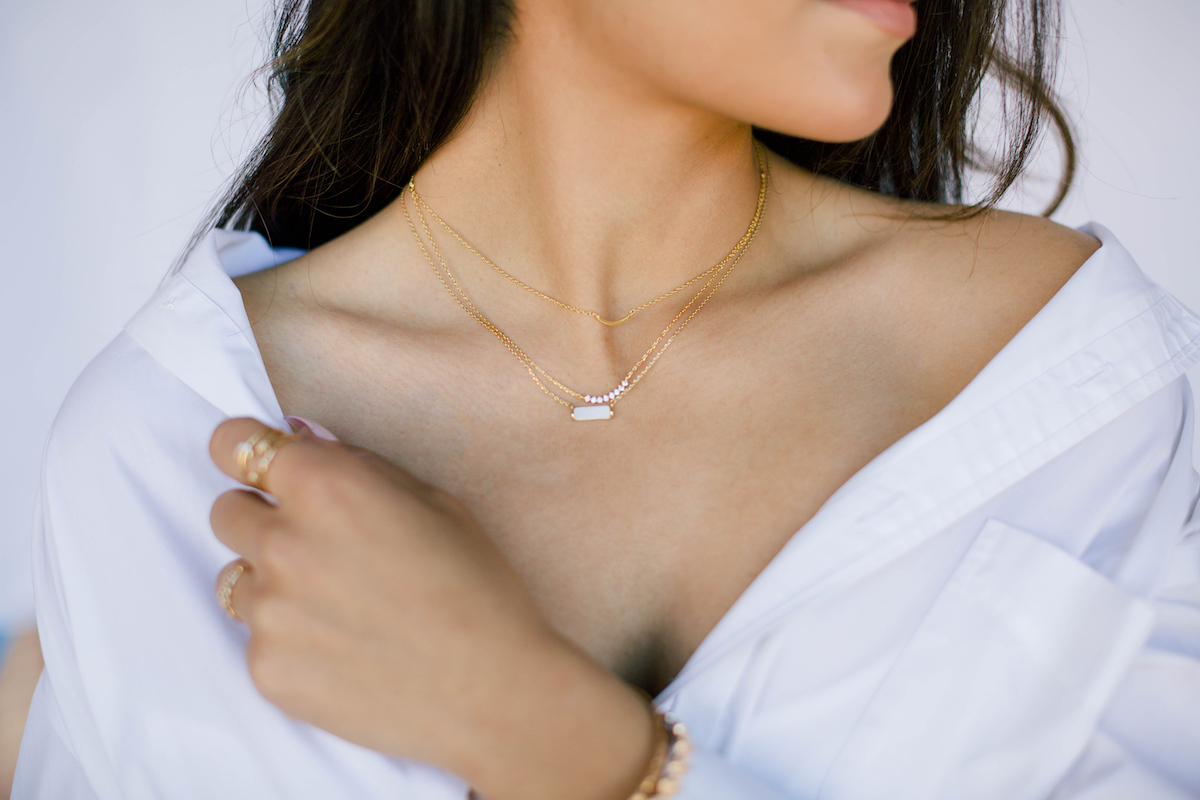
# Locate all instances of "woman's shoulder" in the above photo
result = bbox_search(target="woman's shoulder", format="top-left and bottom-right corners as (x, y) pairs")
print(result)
(772, 165), (1200, 441)
(888, 205), (1102, 318)
(772, 166), (1105, 358)
(798, 176), (1103, 314)
(875, 207), (1198, 369)
(888, 206), (1102, 384)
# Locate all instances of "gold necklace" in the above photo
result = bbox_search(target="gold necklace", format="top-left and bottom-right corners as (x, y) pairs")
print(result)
(403, 142), (768, 421)
(410, 150), (761, 327)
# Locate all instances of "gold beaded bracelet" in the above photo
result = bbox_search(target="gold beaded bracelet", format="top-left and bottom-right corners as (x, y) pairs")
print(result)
(462, 709), (691, 800)
(628, 711), (691, 800)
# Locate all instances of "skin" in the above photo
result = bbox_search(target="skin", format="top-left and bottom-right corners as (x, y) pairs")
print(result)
(0, 630), (42, 799)
(213, 0), (1102, 797)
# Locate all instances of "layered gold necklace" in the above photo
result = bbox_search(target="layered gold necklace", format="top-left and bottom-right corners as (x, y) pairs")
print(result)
(403, 142), (768, 422)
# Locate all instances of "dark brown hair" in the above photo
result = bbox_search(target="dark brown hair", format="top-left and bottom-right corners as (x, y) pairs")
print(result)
(208, 0), (1072, 252)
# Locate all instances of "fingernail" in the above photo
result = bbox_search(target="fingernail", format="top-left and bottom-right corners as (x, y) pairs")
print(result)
(284, 415), (339, 442)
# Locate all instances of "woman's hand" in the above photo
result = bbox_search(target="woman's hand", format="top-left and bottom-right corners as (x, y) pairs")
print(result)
(209, 418), (653, 800)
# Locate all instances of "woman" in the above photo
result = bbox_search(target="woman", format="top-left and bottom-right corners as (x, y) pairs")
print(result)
(13, 0), (1200, 797)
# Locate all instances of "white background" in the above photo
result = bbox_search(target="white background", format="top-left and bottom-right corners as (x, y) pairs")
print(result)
(1, 0), (1198, 630)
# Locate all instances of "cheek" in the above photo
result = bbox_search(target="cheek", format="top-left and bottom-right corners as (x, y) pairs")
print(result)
(581, 0), (904, 143)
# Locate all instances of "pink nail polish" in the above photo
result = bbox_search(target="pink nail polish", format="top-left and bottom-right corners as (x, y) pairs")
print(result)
(284, 415), (339, 442)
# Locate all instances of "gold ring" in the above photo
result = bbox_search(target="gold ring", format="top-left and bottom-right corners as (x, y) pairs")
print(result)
(233, 427), (297, 492)
(216, 559), (250, 621)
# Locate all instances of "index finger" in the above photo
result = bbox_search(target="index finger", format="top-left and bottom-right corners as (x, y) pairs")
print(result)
(211, 417), (430, 504)
(210, 418), (306, 495)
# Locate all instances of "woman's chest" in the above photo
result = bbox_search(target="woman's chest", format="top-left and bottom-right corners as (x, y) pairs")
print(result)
(256, 316), (948, 694)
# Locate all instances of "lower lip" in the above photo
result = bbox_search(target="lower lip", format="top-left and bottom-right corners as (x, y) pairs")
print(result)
(828, 0), (918, 39)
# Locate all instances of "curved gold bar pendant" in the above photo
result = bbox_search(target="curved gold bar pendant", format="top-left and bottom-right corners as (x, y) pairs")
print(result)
(592, 311), (636, 327)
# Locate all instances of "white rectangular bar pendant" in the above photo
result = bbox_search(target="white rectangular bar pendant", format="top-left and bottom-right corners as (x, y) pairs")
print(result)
(571, 404), (613, 421)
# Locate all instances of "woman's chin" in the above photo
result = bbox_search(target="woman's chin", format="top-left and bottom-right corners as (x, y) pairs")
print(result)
(760, 83), (895, 145)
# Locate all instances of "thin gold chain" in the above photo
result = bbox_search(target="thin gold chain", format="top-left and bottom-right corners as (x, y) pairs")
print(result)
(410, 196), (748, 407)
(402, 142), (768, 414)
(410, 149), (763, 327)
(405, 143), (767, 411)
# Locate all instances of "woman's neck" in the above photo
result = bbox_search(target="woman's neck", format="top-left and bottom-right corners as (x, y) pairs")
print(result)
(403, 9), (779, 318)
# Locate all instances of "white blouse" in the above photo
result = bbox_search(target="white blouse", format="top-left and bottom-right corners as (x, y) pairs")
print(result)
(14, 224), (1200, 800)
